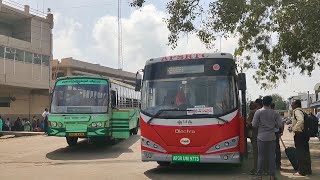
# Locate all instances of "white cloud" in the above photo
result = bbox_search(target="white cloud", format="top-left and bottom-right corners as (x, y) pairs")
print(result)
(54, 3), (320, 100)
(53, 13), (84, 60)
(91, 4), (238, 72)
(92, 4), (168, 70)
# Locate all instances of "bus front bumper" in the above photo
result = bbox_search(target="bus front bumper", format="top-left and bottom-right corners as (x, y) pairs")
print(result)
(141, 150), (241, 164)
(47, 127), (109, 137)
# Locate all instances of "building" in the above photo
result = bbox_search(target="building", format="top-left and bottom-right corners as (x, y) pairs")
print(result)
(288, 92), (316, 109)
(310, 83), (320, 112)
(0, 0), (53, 120)
(0, 1), (140, 123)
(51, 58), (138, 89)
(288, 92), (316, 115)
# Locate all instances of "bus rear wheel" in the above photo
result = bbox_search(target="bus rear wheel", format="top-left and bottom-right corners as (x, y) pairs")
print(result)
(66, 137), (78, 146)
(157, 161), (170, 167)
(132, 120), (139, 135)
(132, 126), (139, 135)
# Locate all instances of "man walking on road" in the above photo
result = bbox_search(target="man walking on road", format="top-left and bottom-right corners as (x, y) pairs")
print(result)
(252, 96), (283, 180)
(291, 100), (312, 176)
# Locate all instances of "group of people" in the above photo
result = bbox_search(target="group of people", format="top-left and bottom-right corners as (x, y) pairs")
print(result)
(0, 108), (49, 133)
(0, 116), (29, 131)
(247, 96), (312, 180)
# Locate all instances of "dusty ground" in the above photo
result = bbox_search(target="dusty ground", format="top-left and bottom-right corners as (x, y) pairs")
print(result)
(0, 129), (319, 180)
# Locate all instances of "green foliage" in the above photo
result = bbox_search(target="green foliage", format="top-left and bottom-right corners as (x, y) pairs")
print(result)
(271, 94), (287, 110)
(130, 0), (320, 89)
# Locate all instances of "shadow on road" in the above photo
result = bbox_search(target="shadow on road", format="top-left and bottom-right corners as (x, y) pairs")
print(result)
(143, 161), (299, 180)
(143, 141), (320, 180)
(144, 163), (248, 180)
(46, 135), (140, 161)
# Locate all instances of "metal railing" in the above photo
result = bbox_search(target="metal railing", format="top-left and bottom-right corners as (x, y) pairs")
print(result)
(2, 0), (47, 18)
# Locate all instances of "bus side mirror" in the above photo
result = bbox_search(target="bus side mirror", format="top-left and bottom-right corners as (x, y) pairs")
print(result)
(135, 70), (143, 91)
(111, 90), (117, 108)
(238, 73), (247, 91)
(135, 79), (142, 91)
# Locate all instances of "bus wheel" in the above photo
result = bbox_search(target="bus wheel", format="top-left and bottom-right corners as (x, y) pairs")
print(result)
(66, 137), (78, 146)
(157, 161), (170, 167)
(132, 121), (139, 135)
(106, 137), (116, 145)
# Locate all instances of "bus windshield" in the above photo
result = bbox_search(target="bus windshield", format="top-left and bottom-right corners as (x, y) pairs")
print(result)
(51, 80), (109, 114)
(141, 76), (237, 118)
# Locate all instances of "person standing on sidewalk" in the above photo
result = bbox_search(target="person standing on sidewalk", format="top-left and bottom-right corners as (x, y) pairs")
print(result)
(252, 96), (283, 180)
(42, 108), (49, 133)
(291, 100), (312, 176)
(271, 103), (284, 170)
(0, 115), (3, 132)
(247, 99), (263, 175)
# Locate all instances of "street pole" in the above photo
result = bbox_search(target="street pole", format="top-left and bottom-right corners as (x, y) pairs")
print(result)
(307, 91), (310, 108)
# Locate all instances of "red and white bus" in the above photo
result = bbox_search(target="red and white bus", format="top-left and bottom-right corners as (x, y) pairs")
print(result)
(135, 53), (247, 166)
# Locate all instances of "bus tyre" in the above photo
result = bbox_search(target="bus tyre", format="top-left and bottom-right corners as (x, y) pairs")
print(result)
(110, 138), (116, 145)
(157, 161), (170, 167)
(66, 137), (78, 146)
(132, 122), (139, 135)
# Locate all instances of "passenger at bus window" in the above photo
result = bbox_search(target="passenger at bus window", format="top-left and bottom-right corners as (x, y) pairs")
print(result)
(175, 90), (186, 106)
(175, 90), (192, 109)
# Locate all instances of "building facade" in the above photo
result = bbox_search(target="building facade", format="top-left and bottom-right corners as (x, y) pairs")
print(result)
(51, 58), (137, 89)
(0, 1), (139, 123)
(310, 83), (320, 112)
(0, 0), (53, 121)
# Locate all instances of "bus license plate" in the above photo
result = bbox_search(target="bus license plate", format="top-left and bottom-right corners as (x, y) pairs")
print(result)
(172, 154), (200, 163)
(68, 133), (85, 137)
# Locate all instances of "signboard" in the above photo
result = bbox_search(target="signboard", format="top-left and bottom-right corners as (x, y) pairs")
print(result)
(187, 107), (214, 115)
(56, 78), (108, 86)
(167, 64), (204, 75)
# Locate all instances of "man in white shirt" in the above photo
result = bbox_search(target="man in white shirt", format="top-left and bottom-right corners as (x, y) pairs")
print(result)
(42, 108), (49, 133)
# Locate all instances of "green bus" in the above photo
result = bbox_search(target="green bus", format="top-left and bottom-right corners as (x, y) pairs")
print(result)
(48, 76), (140, 146)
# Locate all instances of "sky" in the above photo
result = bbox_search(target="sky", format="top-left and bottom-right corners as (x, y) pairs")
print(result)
(8, 0), (320, 101)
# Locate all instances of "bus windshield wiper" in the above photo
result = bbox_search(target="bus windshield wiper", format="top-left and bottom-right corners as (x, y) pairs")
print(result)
(215, 116), (228, 124)
(186, 113), (228, 124)
(147, 109), (191, 124)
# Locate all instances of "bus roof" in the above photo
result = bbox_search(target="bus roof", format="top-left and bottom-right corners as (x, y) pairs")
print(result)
(146, 52), (234, 65)
(56, 75), (106, 81)
(55, 75), (135, 89)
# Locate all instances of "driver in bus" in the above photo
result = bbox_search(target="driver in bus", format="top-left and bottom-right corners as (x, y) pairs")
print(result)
(175, 89), (192, 109)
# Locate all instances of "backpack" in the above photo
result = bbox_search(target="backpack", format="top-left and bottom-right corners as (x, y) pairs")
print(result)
(294, 109), (319, 137)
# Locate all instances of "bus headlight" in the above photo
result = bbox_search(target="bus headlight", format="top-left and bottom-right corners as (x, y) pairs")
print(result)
(97, 122), (102, 127)
(51, 122), (57, 127)
(206, 136), (239, 153)
(141, 137), (166, 153)
(57, 122), (63, 128)
(91, 123), (97, 127)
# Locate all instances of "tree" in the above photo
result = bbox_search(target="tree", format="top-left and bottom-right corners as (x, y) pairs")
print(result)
(271, 94), (287, 110)
(130, 0), (320, 89)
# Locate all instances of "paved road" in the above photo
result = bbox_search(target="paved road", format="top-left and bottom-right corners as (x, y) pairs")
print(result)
(0, 130), (319, 180)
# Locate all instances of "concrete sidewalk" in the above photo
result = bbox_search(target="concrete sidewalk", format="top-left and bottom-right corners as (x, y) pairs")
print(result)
(0, 131), (45, 138)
